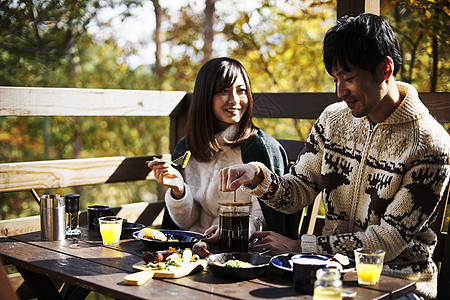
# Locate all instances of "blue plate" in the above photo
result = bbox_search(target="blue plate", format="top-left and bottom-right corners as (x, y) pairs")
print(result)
(133, 229), (203, 250)
(270, 252), (355, 273)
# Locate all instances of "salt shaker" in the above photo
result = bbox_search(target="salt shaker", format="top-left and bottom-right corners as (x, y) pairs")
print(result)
(65, 194), (81, 236)
(313, 268), (342, 300)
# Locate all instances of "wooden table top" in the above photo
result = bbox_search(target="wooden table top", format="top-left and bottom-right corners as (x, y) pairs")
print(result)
(0, 226), (415, 300)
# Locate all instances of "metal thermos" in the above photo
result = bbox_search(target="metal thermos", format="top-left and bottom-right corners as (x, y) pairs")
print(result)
(40, 194), (66, 241)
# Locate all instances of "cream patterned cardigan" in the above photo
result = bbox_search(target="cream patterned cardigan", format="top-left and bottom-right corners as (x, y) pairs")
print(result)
(244, 82), (450, 299)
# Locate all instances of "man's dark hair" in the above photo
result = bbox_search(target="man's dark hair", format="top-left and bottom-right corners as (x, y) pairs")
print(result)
(323, 13), (402, 77)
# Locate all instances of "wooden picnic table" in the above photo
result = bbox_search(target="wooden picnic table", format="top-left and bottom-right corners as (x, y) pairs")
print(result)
(0, 226), (415, 300)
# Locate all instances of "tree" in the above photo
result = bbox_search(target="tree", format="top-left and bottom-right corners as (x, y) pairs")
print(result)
(203, 0), (215, 63)
(1, 0), (448, 220)
(0, 0), (106, 86)
(152, 0), (164, 88)
(383, 0), (449, 92)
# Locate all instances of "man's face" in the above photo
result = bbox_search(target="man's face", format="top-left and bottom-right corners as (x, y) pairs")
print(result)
(331, 63), (383, 119)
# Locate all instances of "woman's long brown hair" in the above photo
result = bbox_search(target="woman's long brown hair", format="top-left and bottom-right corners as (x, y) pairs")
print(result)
(184, 57), (256, 162)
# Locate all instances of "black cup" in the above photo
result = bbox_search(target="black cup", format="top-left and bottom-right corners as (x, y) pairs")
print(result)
(292, 254), (329, 294)
(87, 205), (113, 231)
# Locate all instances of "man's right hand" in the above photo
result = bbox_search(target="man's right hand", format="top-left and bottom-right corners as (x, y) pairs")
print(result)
(218, 163), (263, 192)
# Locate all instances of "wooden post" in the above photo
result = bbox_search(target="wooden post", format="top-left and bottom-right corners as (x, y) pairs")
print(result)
(169, 94), (191, 154)
(337, 0), (380, 18)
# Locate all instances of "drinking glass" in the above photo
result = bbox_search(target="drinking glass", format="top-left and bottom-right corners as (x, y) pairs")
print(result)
(354, 248), (385, 285)
(98, 216), (123, 247)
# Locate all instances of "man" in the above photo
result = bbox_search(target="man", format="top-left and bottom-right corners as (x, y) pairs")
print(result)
(218, 13), (450, 299)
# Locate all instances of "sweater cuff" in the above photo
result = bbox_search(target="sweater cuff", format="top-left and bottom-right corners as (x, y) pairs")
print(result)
(241, 162), (271, 195)
(166, 184), (189, 205)
(301, 234), (317, 253)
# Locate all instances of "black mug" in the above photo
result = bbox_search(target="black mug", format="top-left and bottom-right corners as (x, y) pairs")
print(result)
(87, 205), (113, 231)
(292, 254), (329, 294)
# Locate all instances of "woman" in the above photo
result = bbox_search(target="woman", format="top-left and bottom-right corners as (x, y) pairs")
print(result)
(147, 57), (299, 243)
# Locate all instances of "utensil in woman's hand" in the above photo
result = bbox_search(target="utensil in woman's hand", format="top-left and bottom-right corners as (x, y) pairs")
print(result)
(148, 151), (191, 169)
(162, 151), (191, 168)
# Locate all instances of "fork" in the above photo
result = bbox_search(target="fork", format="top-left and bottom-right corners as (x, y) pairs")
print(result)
(161, 150), (191, 168)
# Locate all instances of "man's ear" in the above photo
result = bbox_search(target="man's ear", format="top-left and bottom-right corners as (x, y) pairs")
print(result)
(382, 56), (394, 81)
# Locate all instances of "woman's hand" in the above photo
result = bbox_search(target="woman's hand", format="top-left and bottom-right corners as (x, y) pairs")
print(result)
(203, 225), (219, 244)
(146, 158), (185, 199)
(249, 231), (301, 255)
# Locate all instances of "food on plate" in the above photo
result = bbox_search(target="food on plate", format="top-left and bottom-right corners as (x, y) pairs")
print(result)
(191, 254), (200, 262)
(183, 249), (193, 264)
(141, 247), (201, 272)
(138, 228), (168, 241)
(142, 250), (174, 264)
(225, 260), (254, 268)
(192, 241), (210, 259)
(213, 259), (254, 268)
(156, 262), (166, 270)
(330, 253), (350, 266)
(326, 253), (350, 271)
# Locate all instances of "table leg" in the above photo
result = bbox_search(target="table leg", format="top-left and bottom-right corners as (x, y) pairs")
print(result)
(60, 282), (91, 300)
(17, 267), (63, 300)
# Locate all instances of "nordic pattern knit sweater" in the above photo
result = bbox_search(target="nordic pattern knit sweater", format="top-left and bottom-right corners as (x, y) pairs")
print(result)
(244, 82), (450, 299)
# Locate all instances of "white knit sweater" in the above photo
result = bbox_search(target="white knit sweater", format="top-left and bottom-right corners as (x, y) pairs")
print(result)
(245, 82), (450, 299)
(165, 125), (264, 234)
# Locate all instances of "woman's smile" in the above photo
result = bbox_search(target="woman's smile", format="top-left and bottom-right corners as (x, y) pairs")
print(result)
(213, 73), (248, 130)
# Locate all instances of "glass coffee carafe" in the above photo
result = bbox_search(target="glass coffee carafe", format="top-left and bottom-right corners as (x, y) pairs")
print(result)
(218, 200), (254, 253)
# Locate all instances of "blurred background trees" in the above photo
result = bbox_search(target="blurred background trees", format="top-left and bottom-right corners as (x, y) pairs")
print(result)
(0, 0), (448, 221)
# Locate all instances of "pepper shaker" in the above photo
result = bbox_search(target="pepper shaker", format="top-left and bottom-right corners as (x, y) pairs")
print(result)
(65, 194), (81, 236)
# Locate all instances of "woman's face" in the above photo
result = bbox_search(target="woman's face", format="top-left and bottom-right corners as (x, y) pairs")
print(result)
(212, 72), (249, 131)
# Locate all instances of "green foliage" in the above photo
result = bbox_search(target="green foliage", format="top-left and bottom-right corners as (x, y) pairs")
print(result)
(1, 0), (448, 224)
(222, 0), (336, 93)
(0, 0), (101, 86)
(382, 0), (449, 92)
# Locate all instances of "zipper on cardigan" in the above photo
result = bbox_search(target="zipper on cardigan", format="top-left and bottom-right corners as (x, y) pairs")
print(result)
(368, 120), (375, 134)
(348, 120), (375, 232)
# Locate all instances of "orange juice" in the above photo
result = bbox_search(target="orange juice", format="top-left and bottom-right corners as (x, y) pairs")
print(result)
(356, 263), (382, 284)
(99, 216), (123, 246)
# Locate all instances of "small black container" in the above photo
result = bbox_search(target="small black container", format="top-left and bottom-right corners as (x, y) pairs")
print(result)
(65, 194), (81, 236)
(121, 220), (145, 239)
(87, 205), (113, 231)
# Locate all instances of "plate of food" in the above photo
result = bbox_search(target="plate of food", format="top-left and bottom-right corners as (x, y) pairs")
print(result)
(207, 252), (271, 280)
(270, 252), (354, 274)
(124, 245), (209, 285)
(133, 228), (204, 250)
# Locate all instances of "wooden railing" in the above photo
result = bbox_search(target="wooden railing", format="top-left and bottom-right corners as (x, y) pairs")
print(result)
(0, 87), (186, 237)
(1, 87), (448, 230)
(1, 86), (449, 298)
(169, 92), (450, 152)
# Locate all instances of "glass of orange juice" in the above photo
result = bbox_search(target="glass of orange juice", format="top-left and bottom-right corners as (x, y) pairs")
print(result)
(98, 216), (123, 247)
(354, 248), (385, 285)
